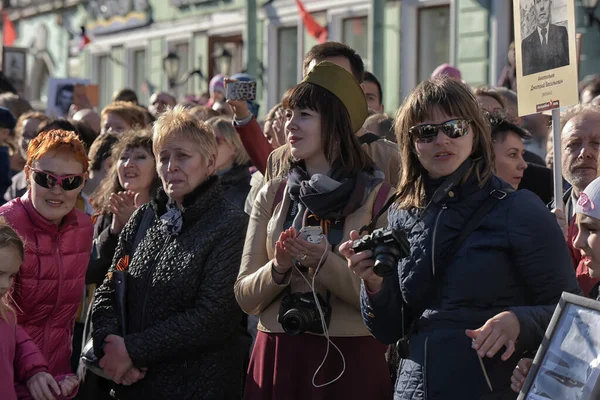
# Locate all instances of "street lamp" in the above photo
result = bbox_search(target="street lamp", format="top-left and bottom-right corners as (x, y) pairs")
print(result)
(215, 48), (233, 76)
(582, 0), (600, 28)
(162, 52), (205, 90)
(163, 52), (181, 89)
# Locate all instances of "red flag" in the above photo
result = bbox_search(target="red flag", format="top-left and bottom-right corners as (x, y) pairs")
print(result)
(2, 11), (17, 47)
(79, 26), (91, 51)
(295, 0), (327, 43)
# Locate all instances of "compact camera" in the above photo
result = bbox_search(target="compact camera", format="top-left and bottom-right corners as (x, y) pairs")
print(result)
(352, 228), (410, 276)
(278, 292), (332, 336)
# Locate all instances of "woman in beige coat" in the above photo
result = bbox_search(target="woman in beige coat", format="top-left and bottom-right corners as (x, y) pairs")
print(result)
(235, 61), (394, 400)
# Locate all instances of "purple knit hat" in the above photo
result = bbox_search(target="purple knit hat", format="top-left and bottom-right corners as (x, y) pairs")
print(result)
(431, 64), (462, 80)
(209, 74), (225, 95)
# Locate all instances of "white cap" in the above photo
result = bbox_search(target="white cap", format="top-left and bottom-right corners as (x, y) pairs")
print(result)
(576, 177), (600, 219)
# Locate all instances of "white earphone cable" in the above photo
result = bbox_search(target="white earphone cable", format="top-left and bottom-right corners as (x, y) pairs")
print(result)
(293, 235), (346, 388)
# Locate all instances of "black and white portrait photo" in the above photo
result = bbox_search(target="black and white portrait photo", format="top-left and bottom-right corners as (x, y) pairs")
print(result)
(519, 294), (600, 400)
(2, 47), (27, 95)
(55, 84), (74, 117)
(46, 78), (89, 118)
(520, 0), (570, 76)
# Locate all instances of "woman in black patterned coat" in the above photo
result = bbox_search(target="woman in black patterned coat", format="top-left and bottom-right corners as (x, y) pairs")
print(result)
(91, 105), (249, 400)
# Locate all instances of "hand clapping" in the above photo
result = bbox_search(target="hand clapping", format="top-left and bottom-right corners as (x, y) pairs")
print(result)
(274, 227), (297, 272)
(109, 191), (139, 235)
(283, 231), (328, 272)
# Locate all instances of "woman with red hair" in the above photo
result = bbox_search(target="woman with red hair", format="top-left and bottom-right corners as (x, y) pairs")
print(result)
(0, 129), (94, 396)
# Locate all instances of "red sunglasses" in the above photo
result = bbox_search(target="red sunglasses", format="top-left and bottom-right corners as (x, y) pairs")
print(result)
(28, 168), (85, 191)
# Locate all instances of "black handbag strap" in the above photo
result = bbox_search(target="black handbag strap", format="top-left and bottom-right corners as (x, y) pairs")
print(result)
(400, 187), (514, 345)
(131, 207), (155, 257)
(437, 188), (514, 280)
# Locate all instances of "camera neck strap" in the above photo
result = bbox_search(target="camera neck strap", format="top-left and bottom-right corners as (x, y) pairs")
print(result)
(282, 285), (332, 305)
(359, 158), (473, 235)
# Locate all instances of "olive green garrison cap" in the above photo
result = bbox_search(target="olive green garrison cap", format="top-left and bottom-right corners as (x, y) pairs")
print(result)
(303, 61), (368, 133)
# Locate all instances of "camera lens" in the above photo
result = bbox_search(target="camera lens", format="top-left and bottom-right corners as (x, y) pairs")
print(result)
(281, 310), (311, 336)
(373, 257), (394, 276)
(372, 245), (403, 276)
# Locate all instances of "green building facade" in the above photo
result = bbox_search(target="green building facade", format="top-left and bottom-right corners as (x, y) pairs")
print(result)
(2, 0), (599, 115)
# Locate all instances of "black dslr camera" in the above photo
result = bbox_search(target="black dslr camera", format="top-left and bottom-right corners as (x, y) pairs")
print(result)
(278, 292), (332, 336)
(352, 228), (410, 276)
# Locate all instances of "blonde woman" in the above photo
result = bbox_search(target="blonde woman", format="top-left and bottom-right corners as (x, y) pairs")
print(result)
(92, 106), (248, 399)
(207, 116), (252, 211)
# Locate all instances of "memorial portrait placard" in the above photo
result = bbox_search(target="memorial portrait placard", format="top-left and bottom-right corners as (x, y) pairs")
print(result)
(513, 0), (578, 116)
(518, 292), (600, 399)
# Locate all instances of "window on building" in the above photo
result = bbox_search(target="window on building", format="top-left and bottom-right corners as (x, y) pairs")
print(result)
(174, 42), (190, 101)
(417, 6), (451, 83)
(277, 26), (298, 101)
(132, 49), (146, 104)
(343, 16), (368, 66)
(98, 54), (111, 110)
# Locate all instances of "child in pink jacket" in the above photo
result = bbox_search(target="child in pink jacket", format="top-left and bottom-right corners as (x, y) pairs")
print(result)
(0, 220), (78, 400)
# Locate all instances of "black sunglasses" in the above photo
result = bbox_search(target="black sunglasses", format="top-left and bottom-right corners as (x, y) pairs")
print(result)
(30, 168), (85, 191)
(409, 119), (471, 143)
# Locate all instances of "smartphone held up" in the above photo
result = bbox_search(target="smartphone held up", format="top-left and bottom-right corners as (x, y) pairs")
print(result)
(225, 80), (257, 101)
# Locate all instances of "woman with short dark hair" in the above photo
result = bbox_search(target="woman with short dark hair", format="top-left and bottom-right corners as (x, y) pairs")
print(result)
(489, 116), (530, 190)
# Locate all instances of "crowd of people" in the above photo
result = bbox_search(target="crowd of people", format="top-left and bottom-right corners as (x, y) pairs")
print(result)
(0, 37), (598, 400)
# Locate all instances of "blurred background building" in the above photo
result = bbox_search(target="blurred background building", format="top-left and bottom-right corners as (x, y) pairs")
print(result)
(1, 0), (599, 116)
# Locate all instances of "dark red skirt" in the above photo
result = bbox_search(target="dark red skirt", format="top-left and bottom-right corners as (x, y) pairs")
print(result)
(243, 331), (393, 400)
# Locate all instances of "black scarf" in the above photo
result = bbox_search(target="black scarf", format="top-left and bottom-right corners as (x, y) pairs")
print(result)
(287, 163), (383, 231)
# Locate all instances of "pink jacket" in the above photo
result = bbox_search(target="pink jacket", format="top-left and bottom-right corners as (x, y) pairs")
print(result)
(1, 313), (77, 400)
(0, 312), (46, 400)
(0, 193), (93, 377)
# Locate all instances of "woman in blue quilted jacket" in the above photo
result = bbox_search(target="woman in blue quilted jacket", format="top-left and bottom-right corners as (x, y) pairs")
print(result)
(340, 77), (581, 399)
